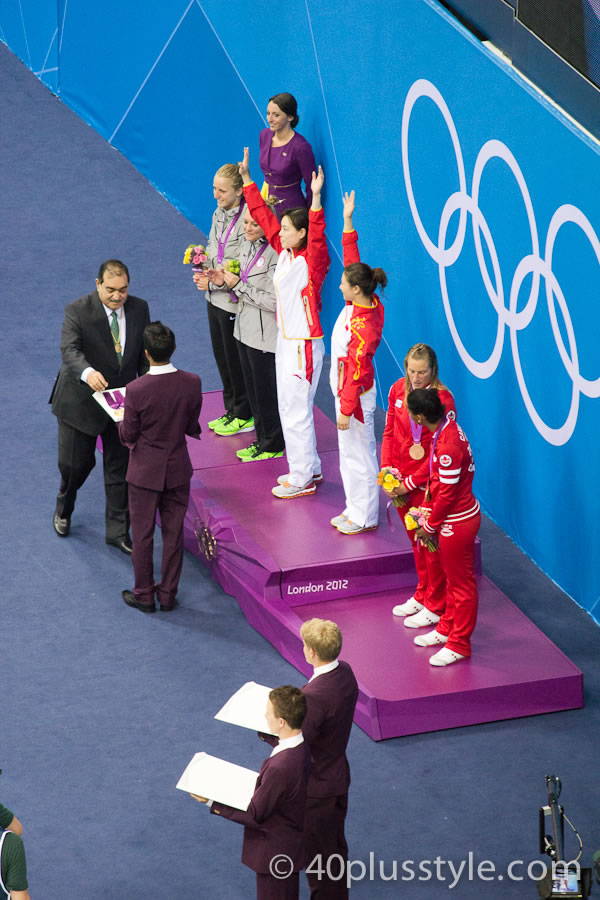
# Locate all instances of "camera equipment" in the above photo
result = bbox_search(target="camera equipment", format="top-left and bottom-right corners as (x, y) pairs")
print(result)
(536, 776), (591, 899)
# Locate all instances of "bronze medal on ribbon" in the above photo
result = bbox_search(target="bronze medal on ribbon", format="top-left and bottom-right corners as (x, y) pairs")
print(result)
(409, 443), (425, 460)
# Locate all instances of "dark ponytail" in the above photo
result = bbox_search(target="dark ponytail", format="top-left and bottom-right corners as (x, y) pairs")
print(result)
(343, 262), (387, 297)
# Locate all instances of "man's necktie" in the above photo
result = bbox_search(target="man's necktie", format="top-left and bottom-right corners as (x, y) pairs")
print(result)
(110, 311), (122, 362)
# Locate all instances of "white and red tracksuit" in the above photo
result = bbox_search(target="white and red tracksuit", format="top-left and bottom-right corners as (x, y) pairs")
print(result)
(329, 229), (384, 527)
(421, 418), (481, 657)
(244, 181), (330, 486)
(381, 379), (456, 614)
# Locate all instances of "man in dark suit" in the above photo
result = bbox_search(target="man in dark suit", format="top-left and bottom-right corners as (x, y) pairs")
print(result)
(194, 686), (310, 900)
(50, 259), (150, 552)
(299, 619), (358, 900)
(119, 322), (203, 613)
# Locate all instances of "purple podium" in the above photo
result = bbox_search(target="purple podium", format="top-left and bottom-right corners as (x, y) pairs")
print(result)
(183, 392), (583, 740)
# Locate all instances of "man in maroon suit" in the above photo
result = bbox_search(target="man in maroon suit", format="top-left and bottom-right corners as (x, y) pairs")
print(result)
(259, 619), (358, 899)
(194, 686), (310, 900)
(300, 619), (358, 900)
(118, 322), (203, 612)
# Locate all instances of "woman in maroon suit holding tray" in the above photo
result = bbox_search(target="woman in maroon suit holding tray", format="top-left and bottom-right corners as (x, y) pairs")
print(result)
(259, 93), (316, 220)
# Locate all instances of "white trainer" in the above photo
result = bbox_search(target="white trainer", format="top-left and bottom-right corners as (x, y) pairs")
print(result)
(392, 597), (423, 617)
(404, 608), (441, 629)
(330, 513), (348, 528)
(336, 519), (378, 535)
(277, 472), (323, 485)
(429, 647), (466, 667)
(271, 480), (316, 499)
(413, 629), (448, 647)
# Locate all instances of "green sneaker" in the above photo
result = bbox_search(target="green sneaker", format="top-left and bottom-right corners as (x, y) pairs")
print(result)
(207, 413), (229, 431)
(213, 415), (255, 436)
(243, 448), (285, 463)
(236, 441), (260, 460)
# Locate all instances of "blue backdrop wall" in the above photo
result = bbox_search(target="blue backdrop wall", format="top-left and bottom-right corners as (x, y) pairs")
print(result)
(3, 0), (599, 620)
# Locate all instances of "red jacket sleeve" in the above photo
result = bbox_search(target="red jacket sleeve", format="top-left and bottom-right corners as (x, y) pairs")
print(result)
(306, 207), (330, 302)
(342, 229), (360, 266)
(380, 379), (402, 467)
(243, 182), (283, 254)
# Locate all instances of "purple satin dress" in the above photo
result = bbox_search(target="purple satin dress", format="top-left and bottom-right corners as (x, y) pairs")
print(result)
(258, 128), (316, 220)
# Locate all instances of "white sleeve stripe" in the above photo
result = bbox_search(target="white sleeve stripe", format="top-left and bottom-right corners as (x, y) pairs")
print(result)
(440, 467), (461, 474)
(439, 476), (460, 484)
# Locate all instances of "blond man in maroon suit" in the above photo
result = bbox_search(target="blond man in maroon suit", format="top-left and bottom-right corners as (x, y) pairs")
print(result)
(119, 322), (202, 612)
(260, 619), (358, 899)
(300, 619), (358, 900)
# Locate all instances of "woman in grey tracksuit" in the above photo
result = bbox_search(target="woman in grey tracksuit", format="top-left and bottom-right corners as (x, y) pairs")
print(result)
(221, 210), (285, 461)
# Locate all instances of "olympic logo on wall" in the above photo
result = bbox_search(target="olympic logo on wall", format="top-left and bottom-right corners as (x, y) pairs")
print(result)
(401, 78), (600, 446)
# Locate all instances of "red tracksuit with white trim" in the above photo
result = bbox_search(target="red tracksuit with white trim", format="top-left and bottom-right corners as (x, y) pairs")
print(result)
(329, 229), (384, 526)
(244, 181), (330, 487)
(421, 418), (481, 656)
(381, 379), (455, 613)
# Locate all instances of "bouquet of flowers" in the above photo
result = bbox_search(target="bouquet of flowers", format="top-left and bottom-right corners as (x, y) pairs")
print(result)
(377, 466), (408, 507)
(225, 259), (241, 275)
(404, 506), (438, 551)
(183, 244), (209, 273)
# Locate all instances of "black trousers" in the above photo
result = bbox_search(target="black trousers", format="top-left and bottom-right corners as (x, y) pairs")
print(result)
(56, 418), (129, 540)
(206, 302), (251, 420)
(237, 341), (284, 452)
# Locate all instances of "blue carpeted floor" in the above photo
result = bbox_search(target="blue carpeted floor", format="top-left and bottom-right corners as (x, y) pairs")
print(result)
(1, 43), (599, 899)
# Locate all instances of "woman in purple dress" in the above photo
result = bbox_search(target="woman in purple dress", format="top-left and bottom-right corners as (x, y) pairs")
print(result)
(259, 92), (317, 220)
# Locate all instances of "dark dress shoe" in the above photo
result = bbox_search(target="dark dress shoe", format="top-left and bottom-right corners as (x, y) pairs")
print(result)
(53, 513), (70, 537)
(106, 535), (133, 555)
(159, 601), (177, 612)
(122, 590), (155, 613)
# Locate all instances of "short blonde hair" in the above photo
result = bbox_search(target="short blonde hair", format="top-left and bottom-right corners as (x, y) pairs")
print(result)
(215, 163), (243, 192)
(300, 618), (342, 662)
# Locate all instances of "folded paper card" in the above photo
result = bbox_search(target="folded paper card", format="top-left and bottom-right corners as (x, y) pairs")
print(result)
(214, 681), (276, 735)
(176, 751), (258, 810)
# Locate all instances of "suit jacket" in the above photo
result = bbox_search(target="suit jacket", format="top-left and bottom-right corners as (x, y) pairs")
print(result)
(259, 662), (359, 799)
(211, 742), (310, 874)
(301, 661), (358, 799)
(50, 292), (150, 435)
(118, 369), (203, 491)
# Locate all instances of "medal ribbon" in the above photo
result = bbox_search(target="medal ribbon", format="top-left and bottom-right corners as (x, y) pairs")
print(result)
(409, 417), (423, 447)
(240, 241), (268, 283)
(216, 198), (245, 264)
(105, 390), (125, 410)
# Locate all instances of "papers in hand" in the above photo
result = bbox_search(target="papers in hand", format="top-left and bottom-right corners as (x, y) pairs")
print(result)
(93, 387), (127, 422)
(176, 752), (258, 811)
(215, 681), (276, 735)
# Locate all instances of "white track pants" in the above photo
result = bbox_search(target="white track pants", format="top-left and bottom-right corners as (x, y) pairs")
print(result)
(335, 389), (379, 527)
(276, 336), (324, 487)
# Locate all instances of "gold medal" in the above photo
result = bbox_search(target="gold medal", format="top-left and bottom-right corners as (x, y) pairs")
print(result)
(115, 342), (122, 354)
(409, 443), (425, 460)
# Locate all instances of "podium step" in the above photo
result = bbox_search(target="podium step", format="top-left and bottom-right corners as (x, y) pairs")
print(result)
(183, 393), (583, 739)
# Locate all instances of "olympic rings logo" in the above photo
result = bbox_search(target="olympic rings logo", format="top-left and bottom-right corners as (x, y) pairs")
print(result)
(401, 78), (600, 446)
